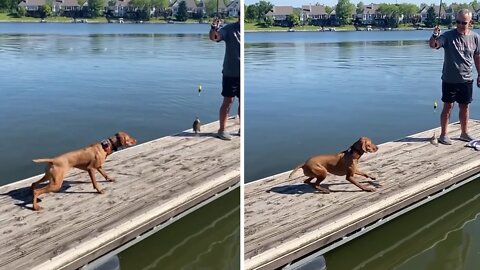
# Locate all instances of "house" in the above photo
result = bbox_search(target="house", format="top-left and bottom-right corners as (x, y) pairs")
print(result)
(226, 0), (239, 17)
(266, 6), (293, 26)
(300, 4), (328, 24)
(18, 0), (46, 12)
(357, 3), (380, 25)
(197, 0), (226, 17)
(105, 0), (135, 18)
(52, 0), (84, 17)
(418, 5), (446, 23)
(171, 0), (198, 18)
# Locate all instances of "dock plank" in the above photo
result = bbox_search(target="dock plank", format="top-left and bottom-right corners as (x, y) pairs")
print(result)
(245, 120), (480, 270)
(0, 119), (240, 270)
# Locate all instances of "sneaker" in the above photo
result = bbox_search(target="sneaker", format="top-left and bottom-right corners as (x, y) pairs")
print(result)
(217, 131), (232, 140)
(460, 133), (475, 142)
(438, 135), (452, 145)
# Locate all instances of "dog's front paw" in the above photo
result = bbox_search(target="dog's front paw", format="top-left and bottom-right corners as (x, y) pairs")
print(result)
(98, 189), (105, 194)
(362, 186), (376, 192)
(106, 178), (115, 182)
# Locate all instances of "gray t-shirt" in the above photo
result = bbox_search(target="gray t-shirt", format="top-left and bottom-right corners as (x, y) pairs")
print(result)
(219, 21), (240, 77)
(438, 29), (480, 83)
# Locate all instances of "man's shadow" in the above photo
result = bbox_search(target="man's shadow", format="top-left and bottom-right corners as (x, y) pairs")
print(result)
(173, 131), (240, 138)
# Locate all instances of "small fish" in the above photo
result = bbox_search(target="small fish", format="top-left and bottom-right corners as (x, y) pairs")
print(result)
(430, 131), (438, 146)
(434, 101), (437, 112)
(198, 85), (202, 96)
(193, 117), (201, 135)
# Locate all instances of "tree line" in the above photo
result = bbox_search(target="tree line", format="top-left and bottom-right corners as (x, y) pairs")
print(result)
(245, 0), (480, 28)
(1, 0), (232, 22)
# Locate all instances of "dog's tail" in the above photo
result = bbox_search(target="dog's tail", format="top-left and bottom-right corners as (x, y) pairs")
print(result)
(288, 164), (304, 178)
(32, 158), (54, 163)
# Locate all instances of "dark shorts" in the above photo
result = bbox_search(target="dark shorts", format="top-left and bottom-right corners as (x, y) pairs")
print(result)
(222, 76), (240, 98)
(442, 81), (473, 104)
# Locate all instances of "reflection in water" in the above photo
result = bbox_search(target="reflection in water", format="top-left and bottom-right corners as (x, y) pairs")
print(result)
(324, 180), (480, 270)
(118, 190), (240, 270)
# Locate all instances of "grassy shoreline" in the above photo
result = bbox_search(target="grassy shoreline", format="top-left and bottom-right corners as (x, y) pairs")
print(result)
(243, 22), (479, 33)
(0, 13), (237, 24)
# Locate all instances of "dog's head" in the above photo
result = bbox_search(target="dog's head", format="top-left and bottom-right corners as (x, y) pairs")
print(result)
(114, 131), (137, 148)
(351, 137), (378, 154)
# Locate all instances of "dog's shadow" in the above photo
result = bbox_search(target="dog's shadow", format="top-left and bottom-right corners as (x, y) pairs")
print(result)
(267, 183), (366, 194)
(0, 180), (101, 210)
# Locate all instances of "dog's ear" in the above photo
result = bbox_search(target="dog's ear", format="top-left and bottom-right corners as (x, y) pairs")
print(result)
(116, 132), (127, 146)
(360, 137), (368, 152)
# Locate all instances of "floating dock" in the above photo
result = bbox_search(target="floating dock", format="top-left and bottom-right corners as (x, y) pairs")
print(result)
(0, 119), (240, 270)
(245, 120), (480, 270)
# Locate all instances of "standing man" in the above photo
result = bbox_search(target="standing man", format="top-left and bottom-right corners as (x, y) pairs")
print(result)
(209, 14), (240, 140)
(429, 9), (480, 145)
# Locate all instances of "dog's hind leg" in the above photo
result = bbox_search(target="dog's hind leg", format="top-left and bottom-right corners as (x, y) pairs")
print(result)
(303, 177), (314, 184)
(32, 179), (63, 211)
(31, 174), (50, 190)
(311, 167), (330, 193)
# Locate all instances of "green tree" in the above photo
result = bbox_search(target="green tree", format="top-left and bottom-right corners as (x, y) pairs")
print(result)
(40, 4), (52, 18)
(151, 0), (168, 17)
(356, 1), (364, 14)
(245, 4), (258, 22)
(425, 6), (436, 27)
(286, 12), (300, 27)
(176, 0), (188, 21)
(17, 6), (26, 17)
(325, 6), (333, 15)
(398, 3), (418, 24)
(335, 0), (354, 25)
(264, 15), (273, 27)
(88, 0), (104, 17)
(255, 0), (273, 22)
(204, 0), (217, 16)
(130, 0), (152, 21)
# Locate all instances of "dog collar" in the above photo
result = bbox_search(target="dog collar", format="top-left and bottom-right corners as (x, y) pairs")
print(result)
(101, 139), (112, 154)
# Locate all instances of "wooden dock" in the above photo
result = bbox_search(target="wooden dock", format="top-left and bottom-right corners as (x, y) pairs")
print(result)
(0, 119), (240, 270)
(245, 120), (480, 270)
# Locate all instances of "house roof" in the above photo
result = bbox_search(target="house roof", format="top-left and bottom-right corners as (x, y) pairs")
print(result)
(362, 4), (379, 15)
(172, 0), (197, 9)
(53, 0), (81, 7)
(301, 5), (327, 15)
(419, 5), (447, 17)
(18, 0), (46, 6)
(226, 0), (238, 9)
(266, 6), (293, 16)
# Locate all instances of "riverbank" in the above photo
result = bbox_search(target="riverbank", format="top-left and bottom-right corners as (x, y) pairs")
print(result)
(0, 13), (236, 24)
(244, 22), (480, 33)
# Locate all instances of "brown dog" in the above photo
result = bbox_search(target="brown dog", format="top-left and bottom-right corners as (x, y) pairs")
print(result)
(31, 131), (137, 211)
(289, 137), (378, 193)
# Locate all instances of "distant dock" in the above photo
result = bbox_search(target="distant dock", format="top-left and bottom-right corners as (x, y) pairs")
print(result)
(245, 120), (480, 270)
(0, 119), (240, 270)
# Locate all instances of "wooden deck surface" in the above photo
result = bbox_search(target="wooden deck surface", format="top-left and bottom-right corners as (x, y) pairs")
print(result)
(0, 119), (240, 270)
(245, 120), (480, 270)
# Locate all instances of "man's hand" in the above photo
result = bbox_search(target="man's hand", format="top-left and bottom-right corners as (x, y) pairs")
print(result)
(433, 26), (441, 38)
(211, 18), (220, 31)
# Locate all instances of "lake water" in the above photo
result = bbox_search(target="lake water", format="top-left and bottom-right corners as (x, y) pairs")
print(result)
(245, 30), (480, 269)
(0, 23), (239, 269)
